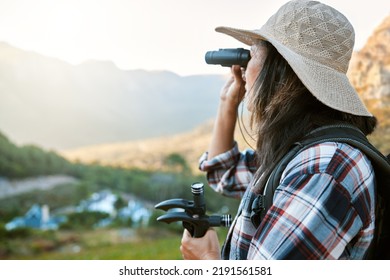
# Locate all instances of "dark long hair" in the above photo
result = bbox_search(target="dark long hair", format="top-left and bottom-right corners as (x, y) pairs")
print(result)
(250, 41), (377, 193)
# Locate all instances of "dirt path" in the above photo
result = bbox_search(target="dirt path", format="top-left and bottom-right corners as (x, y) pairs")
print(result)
(0, 175), (78, 199)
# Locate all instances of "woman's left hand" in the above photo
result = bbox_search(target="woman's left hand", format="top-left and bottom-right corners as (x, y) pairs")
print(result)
(180, 229), (221, 260)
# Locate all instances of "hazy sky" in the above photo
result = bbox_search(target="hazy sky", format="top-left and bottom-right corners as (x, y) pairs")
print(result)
(0, 0), (388, 76)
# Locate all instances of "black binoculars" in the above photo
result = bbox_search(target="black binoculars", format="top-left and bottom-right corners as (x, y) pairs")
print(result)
(155, 182), (231, 238)
(205, 48), (251, 67)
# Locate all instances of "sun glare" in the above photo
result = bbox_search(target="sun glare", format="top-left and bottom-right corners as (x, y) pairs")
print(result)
(43, 9), (85, 63)
(0, 0), (388, 75)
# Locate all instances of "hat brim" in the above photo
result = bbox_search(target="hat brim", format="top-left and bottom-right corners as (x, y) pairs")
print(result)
(215, 26), (372, 117)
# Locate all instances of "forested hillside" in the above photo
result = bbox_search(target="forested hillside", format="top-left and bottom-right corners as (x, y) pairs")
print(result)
(0, 130), (239, 220)
(0, 131), (74, 179)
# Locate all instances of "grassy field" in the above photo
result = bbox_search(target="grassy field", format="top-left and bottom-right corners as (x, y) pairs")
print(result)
(2, 226), (230, 260)
(35, 236), (184, 260)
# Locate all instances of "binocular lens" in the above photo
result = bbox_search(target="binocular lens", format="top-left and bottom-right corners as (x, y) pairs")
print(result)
(205, 48), (250, 67)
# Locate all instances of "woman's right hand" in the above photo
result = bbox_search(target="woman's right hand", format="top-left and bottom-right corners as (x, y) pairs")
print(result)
(180, 229), (221, 260)
(207, 65), (246, 159)
(219, 65), (247, 107)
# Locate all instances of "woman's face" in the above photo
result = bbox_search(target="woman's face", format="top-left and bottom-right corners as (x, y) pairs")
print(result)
(245, 42), (268, 112)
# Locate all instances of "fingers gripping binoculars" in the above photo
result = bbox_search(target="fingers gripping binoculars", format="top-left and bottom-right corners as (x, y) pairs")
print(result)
(205, 48), (251, 68)
(155, 183), (231, 238)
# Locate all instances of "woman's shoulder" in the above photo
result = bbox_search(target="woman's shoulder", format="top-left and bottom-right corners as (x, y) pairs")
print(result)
(281, 141), (375, 192)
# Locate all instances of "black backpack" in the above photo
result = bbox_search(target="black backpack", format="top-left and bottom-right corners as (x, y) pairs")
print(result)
(251, 124), (390, 259)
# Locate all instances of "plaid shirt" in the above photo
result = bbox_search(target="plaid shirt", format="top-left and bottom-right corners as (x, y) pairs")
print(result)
(199, 142), (376, 259)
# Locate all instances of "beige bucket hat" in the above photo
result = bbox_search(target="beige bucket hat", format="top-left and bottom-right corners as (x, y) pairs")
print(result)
(216, 0), (372, 116)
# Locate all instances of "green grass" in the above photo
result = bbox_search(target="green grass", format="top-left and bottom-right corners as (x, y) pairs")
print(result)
(4, 228), (182, 260)
(37, 235), (183, 260)
(3, 226), (230, 260)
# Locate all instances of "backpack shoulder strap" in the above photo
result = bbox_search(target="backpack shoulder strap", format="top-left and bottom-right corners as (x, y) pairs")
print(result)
(251, 124), (390, 226)
(300, 125), (390, 179)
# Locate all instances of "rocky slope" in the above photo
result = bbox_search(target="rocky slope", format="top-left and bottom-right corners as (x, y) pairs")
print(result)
(349, 14), (390, 107)
(348, 14), (390, 154)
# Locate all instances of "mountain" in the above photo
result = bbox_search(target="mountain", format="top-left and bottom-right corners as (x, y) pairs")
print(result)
(348, 14), (390, 153)
(0, 42), (226, 150)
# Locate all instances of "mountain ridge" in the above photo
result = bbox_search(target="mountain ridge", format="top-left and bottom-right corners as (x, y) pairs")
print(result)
(0, 41), (226, 150)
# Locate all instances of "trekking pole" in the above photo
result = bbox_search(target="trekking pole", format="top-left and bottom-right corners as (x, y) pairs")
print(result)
(155, 182), (231, 238)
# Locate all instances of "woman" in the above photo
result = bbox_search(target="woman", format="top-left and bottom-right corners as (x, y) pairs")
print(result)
(180, 0), (377, 260)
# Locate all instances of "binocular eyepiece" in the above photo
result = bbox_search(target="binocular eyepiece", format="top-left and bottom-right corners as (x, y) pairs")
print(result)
(205, 48), (250, 68)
